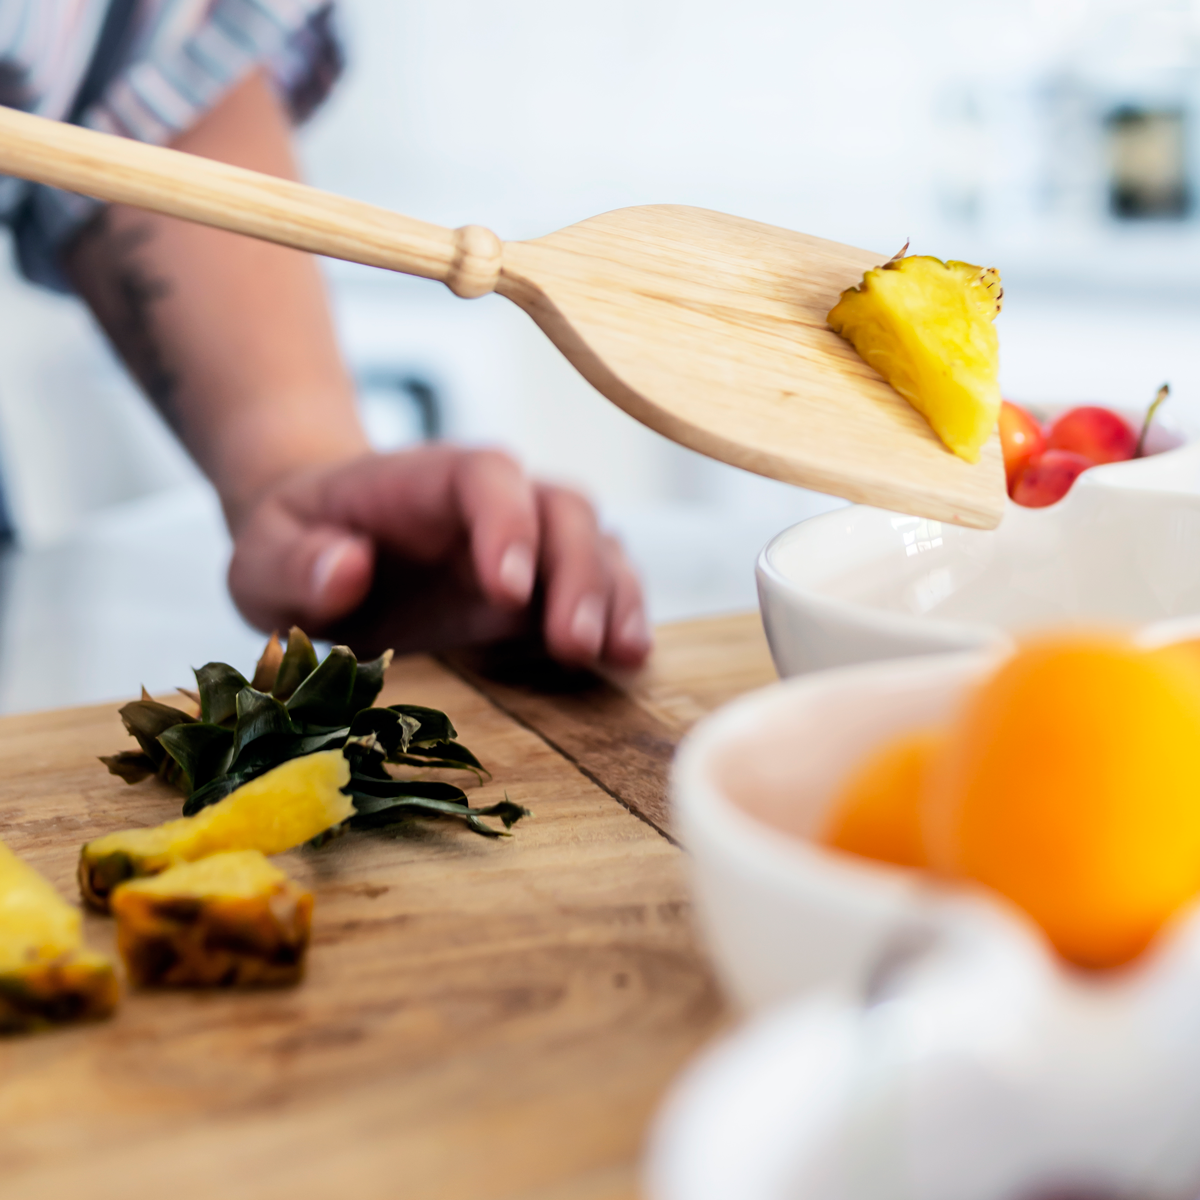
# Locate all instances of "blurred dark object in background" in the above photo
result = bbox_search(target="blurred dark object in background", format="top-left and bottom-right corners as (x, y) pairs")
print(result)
(1107, 105), (1190, 220)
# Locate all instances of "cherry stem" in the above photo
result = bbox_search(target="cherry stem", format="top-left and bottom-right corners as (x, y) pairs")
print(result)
(1134, 383), (1170, 459)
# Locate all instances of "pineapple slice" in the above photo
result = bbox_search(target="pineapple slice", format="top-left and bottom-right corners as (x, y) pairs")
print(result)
(113, 850), (313, 988)
(80, 749), (353, 912)
(827, 255), (1003, 463)
(0, 840), (117, 1032)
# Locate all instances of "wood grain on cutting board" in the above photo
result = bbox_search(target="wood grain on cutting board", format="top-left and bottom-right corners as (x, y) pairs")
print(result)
(0, 654), (726, 1200)
(443, 612), (779, 841)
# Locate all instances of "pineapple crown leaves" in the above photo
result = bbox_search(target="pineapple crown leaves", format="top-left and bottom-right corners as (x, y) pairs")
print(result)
(102, 628), (522, 840)
(99, 690), (194, 789)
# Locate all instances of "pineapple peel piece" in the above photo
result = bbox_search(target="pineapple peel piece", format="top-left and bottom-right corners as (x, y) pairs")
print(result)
(0, 952), (119, 1033)
(827, 254), (1003, 463)
(112, 850), (313, 988)
(0, 839), (118, 1032)
(80, 750), (353, 911)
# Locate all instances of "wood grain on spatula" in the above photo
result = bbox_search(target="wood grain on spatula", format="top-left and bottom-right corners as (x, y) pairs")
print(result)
(502, 206), (1005, 528)
(0, 105), (1005, 529)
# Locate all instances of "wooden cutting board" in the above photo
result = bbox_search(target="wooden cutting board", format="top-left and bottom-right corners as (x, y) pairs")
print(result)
(0, 640), (754, 1200)
(443, 613), (778, 840)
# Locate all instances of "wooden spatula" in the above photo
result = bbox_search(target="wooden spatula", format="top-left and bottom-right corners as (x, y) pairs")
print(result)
(0, 106), (1005, 529)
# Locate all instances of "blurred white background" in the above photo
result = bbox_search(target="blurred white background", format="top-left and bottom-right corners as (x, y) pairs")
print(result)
(0, 0), (1199, 710)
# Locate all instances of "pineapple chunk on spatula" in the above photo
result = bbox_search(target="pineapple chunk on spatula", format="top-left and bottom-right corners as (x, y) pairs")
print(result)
(0, 106), (1005, 529)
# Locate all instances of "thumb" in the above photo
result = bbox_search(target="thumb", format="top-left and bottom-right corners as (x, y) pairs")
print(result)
(228, 494), (375, 633)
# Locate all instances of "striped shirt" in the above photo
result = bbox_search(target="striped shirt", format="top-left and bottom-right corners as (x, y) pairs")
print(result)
(0, 0), (342, 288)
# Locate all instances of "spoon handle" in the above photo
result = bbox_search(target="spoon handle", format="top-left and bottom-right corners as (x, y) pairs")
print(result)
(0, 105), (503, 298)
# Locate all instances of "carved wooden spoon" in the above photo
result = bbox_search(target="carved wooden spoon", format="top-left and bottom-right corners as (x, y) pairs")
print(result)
(0, 106), (1004, 528)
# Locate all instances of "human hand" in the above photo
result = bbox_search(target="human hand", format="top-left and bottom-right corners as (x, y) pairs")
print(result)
(227, 445), (652, 668)
(60, 73), (648, 670)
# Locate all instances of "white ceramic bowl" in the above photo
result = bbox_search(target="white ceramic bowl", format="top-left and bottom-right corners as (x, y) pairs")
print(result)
(758, 440), (1200, 678)
(663, 520), (1200, 1200)
(662, 642), (1200, 1200)
(646, 916), (1200, 1200)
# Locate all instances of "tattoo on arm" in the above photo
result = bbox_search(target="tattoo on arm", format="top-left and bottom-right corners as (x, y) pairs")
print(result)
(64, 208), (181, 427)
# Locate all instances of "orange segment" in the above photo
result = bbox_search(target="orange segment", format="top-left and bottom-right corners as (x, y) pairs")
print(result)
(924, 638), (1200, 968)
(822, 729), (940, 869)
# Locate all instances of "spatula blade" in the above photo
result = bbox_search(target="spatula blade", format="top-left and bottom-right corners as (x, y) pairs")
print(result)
(500, 205), (1005, 530)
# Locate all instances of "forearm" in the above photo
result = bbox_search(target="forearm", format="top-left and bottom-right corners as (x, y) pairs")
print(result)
(59, 69), (651, 668)
(62, 70), (368, 529)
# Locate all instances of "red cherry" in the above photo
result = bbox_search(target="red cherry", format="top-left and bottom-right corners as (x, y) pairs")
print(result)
(999, 401), (1046, 492)
(1010, 450), (1093, 508)
(1045, 406), (1136, 465)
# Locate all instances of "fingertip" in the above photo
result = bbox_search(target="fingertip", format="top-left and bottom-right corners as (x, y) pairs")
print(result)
(569, 593), (606, 659)
(456, 449), (540, 606)
(611, 608), (653, 666)
(310, 535), (374, 621)
(599, 610), (652, 669)
(546, 592), (607, 665)
(496, 542), (536, 605)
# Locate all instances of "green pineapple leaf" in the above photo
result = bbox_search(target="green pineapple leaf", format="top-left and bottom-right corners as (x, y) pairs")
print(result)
(345, 709), (484, 774)
(285, 645), (357, 727)
(98, 749), (158, 784)
(348, 649), (394, 714)
(108, 697), (196, 787)
(347, 707), (420, 758)
(388, 741), (489, 781)
(347, 778), (529, 837)
(104, 629), (518, 841)
(250, 631), (284, 693)
(388, 704), (458, 746)
(230, 688), (297, 767)
(272, 627), (319, 700)
(158, 723), (234, 792)
(348, 777), (469, 804)
(119, 697), (196, 755)
(194, 663), (249, 727)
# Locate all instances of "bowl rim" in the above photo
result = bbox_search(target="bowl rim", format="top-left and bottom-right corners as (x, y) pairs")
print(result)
(671, 648), (1003, 895)
(758, 474), (1200, 644)
(756, 510), (1004, 646)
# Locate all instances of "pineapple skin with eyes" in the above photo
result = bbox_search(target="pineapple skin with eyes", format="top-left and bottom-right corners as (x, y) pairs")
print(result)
(0, 840), (117, 1032)
(112, 851), (313, 988)
(80, 749), (353, 912)
(0, 954), (119, 1033)
(827, 255), (1003, 463)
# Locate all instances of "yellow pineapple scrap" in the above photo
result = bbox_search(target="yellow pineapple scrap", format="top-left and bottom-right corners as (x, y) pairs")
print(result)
(80, 749), (353, 912)
(827, 254), (1004, 463)
(0, 840), (117, 1032)
(113, 850), (313, 988)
